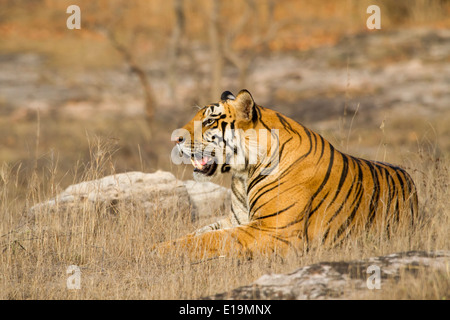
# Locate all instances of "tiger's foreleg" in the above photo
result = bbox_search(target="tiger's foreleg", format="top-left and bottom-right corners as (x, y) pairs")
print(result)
(192, 195), (249, 235)
(154, 221), (295, 262)
(192, 216), (234, 235)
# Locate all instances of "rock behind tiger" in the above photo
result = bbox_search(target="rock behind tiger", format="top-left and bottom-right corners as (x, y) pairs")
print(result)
(29, 171), (230, 221)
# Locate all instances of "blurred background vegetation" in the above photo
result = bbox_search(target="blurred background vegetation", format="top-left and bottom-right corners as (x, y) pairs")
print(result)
(0, 0), (449, 195)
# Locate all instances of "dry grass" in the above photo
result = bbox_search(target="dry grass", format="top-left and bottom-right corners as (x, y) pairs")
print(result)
(0, 132), (448, 300)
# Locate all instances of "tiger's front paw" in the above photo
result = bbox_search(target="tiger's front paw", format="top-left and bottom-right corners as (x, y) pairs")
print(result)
(151, 240), (173, 258)
(192, 225), (214, 235)
(150, 234), (194, 259)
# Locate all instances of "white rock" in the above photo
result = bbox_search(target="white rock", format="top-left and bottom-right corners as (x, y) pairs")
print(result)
(207, 251), (450, 300)
(183, 180), (231, 220)
(30, 171), (230, 221)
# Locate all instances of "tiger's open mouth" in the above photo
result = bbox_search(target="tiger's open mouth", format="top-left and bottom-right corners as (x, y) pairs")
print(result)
(191, 155), (217, 176)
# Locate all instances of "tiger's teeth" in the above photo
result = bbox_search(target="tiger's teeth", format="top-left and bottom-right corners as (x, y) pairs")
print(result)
(191, 158), (203, 170)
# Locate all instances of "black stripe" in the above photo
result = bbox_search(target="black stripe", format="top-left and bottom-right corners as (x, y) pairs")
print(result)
(220, 120), (228, 136)
(249, 180), (286, 212)
(393, 197), (400, 223)
(254, 203), (296, 221)
(327, 153), (349, 207)
(363, 160), (381, 230)
(257, 110), (272, 132)
(333, 180), (364, 243)
(279, 137), (293, 157)
(265, 126), (313, 184)
(247, 132), (281, 194)
(231, 183), (247, 208)
(268, 234), (291, 245)
(312, 132), (318, 155)
(330, 158), (365, 243)
(247, 173), (271, 195)
(326, 156), (362, 227)
(238, 227), (256, 239)
(394, 170), (407, 202)
(231, 206), (242, 225)
(382, 166), (395, 217)
(260, 214), (305, 231)
(306, 191), (330, 222)
(275, 112), (295, 133)
(306, 143), (335, 222)
(402, 171), (416, 220)
(316, 135), (326, 164)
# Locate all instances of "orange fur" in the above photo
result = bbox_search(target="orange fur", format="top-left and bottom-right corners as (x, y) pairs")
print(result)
(155, 90), (419, 261)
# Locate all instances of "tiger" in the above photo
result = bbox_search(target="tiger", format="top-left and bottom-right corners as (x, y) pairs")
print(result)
(156, 89), (419, 261)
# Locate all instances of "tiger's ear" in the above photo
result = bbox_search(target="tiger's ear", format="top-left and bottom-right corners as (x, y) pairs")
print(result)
(234, 89), (255, 121)
(221, 91), (236, 101)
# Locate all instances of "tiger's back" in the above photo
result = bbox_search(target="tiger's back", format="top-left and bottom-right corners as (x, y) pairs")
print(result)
(243, 103), (418, 248)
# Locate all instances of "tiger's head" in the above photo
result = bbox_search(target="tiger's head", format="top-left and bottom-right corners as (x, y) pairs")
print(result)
(172, 89), (271, 181)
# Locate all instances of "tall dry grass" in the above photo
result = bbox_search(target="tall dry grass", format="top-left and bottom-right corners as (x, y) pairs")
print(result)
(0, 133), (448, 300)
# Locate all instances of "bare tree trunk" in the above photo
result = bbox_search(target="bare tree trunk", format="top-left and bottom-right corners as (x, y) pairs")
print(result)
(106, 31), (156, 125)
(167, 0), (185, 99)
(222, 0), (252, 90)
(222, 0), (293, 90)
(209, 0), (223, 101)
(238, 61), (250, 89)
